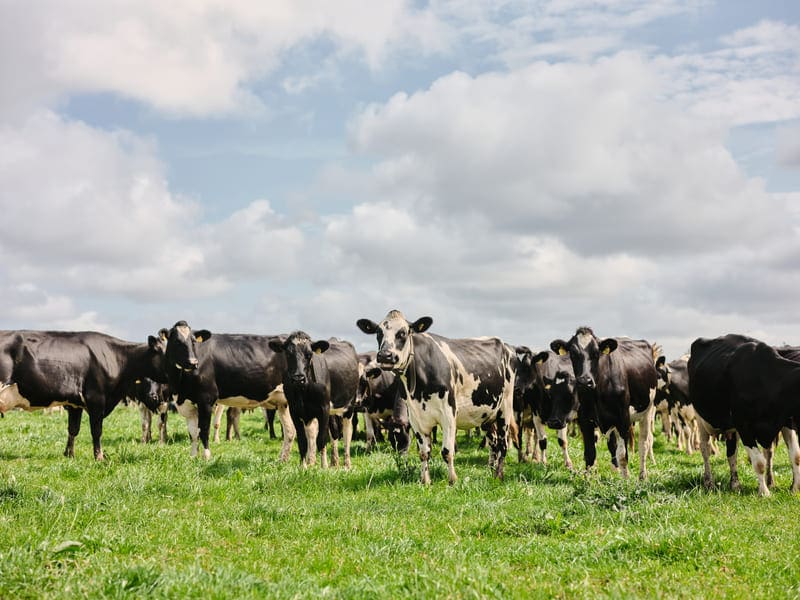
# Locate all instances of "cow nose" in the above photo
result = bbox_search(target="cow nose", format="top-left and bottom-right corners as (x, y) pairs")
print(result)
(189, 357), (198, 366)
(377, 351), (397, 365)
(577, 375), (594, 389)
(292, 373), (306, 384)
(546, 419), (564, 429)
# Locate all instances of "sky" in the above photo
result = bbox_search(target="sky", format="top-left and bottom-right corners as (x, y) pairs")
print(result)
(0, 0), (798, 358)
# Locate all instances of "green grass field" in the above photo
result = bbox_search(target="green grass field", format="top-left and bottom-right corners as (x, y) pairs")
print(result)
(1, 407), (799, 599)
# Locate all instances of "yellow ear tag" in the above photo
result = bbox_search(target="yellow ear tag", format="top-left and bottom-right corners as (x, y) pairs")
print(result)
(195, 336), (204, 342)
(544, 384), (552, 390)
(558, 347), (567, 356)
(602, 346), (611, 355)
(314, 348), (323, 354)
(135, 379), (141, 385)
(536, 357), (545, 365)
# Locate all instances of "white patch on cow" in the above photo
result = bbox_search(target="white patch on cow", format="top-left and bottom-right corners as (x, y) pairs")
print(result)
(0, 384), (77, 413)
(176, 324), (191, 340)
(744, 445), (770, 497)
(218, 395), (259, 409)
(176, 401), (200, 458)
(262, 384), (286, 410)
(434, 339), (484, 428)
(304, 418), (319, 467)
(577, 331), (593, 349)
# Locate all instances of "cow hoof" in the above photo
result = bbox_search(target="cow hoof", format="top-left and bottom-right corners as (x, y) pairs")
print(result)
(730, 480), (741, 492)
(203, 449), (211, 460)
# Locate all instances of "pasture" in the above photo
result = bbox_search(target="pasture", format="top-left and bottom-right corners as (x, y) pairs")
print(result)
(0, 408), (799, 599)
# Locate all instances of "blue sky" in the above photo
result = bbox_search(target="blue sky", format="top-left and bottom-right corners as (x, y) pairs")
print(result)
(1, 1), (798, 357)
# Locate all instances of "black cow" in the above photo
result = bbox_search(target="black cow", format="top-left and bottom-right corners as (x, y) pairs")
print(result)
(654, 354), (703, 455)
(551, 327), (657, 479)
(0, 330), (168, 459)
(268, 332), (359, 467)
(127, 377), (170, 444)
(164, 321), (294, 460)
(689, 334), (800, 496)
(357, 310), (517, 485)
(515, 347), (578, 469)
(355, 352), (410, 453)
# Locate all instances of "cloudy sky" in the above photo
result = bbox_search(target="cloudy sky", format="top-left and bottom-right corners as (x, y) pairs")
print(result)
(1, 0), (798, 357)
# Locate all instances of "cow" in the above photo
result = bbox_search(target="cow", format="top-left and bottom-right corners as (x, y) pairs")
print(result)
(268, 332), (359, 468)
(515, 347), (578, 469)
(163, 321), (295, 461)
(356, 310), (517, 485)
(355, 352), (410, 453)
(263, 407), (278, 439)
(0, 329), (168, 459)
(551, 327), (658, 480)
(654, 354), (704, 455)
(127, 377), (170, 444)
(689, 334), (800, 496)
(211, 405), (243, 442)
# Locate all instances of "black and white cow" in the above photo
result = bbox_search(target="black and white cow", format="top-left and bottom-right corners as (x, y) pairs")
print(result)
(0, 330), (168, 459)
(355, 352), (409, 453)
(127, 377), (170, 444)
(654, 354), (702, 455)
(356, 310), (517, 485)
(689, 334), (800, 496)
(268, 332), (359, 468)
(515, 347), (578, 469)
(164, 321), (294, 460)
(551, 327), (657, 479)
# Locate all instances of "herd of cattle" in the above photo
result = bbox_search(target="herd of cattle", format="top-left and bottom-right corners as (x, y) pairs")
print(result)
(1, 310), (799, 497)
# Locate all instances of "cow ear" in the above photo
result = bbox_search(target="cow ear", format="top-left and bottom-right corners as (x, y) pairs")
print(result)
(194, 330), (212, 343)
(599, 338), (618, 355)
(159, 328), (169, 340)
(550, 340), (568, 356)
(534, 351), (550, 365)
(515, 345), (532, 357)
(655, 355), (666, 368)
(147, 335), (161, 351)
(268, 339), (285, 353)
(366, 367), (383, 379)
(312, 340), (330, 354)
(356, 319), (379, 334)
(410, 317), (433, 333)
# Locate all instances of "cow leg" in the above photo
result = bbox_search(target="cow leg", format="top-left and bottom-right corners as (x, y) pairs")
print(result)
(532, 414), (548, 466)
(158, 408), (168, 445)
(580, 420), (597, 472)
(441, 417), (458, 485)
(212, 403), (224, 443)
(342, 415), (353, 469)
(177, 402), (200, 457)
(276, 405), (296, 462)
(610, 429), (629, 479)
(557, 427), (573, 470)
(293, 416), (308, 466)
(364, 414), (378, 452)
(265, 408), (277, 439)
(743, 444), (770, 497)
(88, 409), (105, 461)
(521, 419), (535, 463)
(697, 423), (715, 490)
(225, 407), (241, 441)
(637, 407), (654, 480)
(303, 419), (319, 467)
(197, 402), (213, 459)
(764, 442), (775, 489)
(723, 432), (740, 491)
(64, 406), (83, 458)
(140, 405), (152, 444)
(330, 435), (339, 467)
(414, 431), (433, 485)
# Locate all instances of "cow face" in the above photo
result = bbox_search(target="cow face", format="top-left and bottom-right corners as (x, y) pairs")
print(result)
(268, 332), (329, 385)
(356, 310), (432, 372)
(551, 327), (617, 391)
(355, 355), (383, 408)
(145, 328), (169, 379)
(165, 321), (211, 373)
(132, 378), (167, 413)
(538, 361), (578, 429)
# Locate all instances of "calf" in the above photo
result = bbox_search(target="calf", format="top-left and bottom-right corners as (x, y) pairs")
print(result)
(268, 332), (359, 467)
(515, 347), (578, 469)
(128, 378), (170, 444)
(357, 310), (517, 485)
(689, 334), (800, 496)
(356, 352), (410, 453)
(551, 327), (657, 479)
(0, 330), (167, 459)
(164, 321), (295, 460)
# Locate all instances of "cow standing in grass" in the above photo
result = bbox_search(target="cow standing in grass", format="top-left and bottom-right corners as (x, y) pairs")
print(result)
(357, 310), (517, 485)
(0, 330), (168, 459)
(164, 321), (295, 461)
(356, 352), (409, 453)
(127, 377), (171, 444)
(269, 332), (359, 468)
(551, 327), (657, 480)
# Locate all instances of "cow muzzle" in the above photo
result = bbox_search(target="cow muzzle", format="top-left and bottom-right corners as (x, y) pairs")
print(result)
(291, 373), (307, 384)
(546, 418), (566, 429)
(376, 350), (399, 367)
(577, 375), (595, 389)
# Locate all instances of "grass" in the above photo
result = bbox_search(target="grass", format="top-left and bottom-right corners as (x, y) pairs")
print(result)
(1, 408), (800, 599)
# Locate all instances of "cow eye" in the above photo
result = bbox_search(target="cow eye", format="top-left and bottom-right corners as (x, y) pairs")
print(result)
(396, 330), (406, 341)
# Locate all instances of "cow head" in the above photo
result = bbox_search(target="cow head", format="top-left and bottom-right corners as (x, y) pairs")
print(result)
(165, 321), (211, 374)
(355, 353), (383, 408)
(132, 378), (168, 413)
(551, 327), (617, 391)
(268, 331), (329, 385)
(537, 354), (578, 429)
(145, 328), (169, 380)
(356, 310), (432, 373)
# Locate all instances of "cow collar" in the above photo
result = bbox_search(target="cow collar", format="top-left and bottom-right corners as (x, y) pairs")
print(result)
(399, 333), (417, 399)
